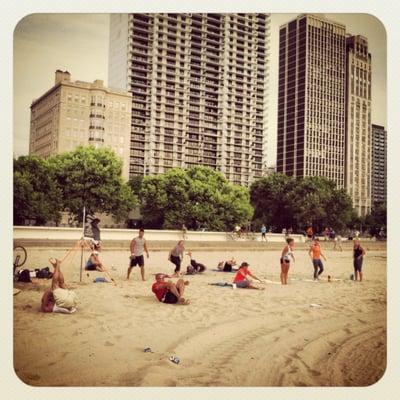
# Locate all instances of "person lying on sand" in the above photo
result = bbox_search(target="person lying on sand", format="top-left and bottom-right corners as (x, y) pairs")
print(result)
(186, 251), (206, 274)
(151, 273), (190, 305)
(217, 258), (237, 272)
(233, 262), (264, 290)
(41, 258), (77, 314)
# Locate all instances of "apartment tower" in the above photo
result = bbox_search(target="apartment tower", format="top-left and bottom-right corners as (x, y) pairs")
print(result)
(276, 14), (346, 187)
(108, 13), (270, 185)
(345, 35), (372, 216)
(371, 124), (387, 206)
(29, 70), (132, 180)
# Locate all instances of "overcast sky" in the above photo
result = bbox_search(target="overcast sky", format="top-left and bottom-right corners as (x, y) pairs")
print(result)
(13, 13), (387, 165)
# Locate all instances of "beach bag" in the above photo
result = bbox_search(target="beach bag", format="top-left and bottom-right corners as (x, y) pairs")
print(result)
(18, 269), (31, 282)
(36, 267), (53, 279)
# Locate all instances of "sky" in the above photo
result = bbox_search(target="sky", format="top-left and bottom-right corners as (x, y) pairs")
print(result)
(13, 13), (387, 166)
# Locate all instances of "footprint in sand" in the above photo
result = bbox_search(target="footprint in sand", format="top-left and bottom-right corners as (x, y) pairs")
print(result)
(344, 327), (352, 334)
(357, 319), (367, 324)
(104, 341), (114, 346)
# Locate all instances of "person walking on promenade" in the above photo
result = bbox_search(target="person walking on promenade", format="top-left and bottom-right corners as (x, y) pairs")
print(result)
(353, 239), (366, 281)
(181, 224), (188, 240)
(127, 228), (149, 281)
(309, 238), (327, 281)
(261, 224), (267, 242)
(280, 238), (295, 285)
(168, 240), (185, 276)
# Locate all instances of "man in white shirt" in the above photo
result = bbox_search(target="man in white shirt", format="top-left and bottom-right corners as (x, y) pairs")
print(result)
(127, 228), (149, 281)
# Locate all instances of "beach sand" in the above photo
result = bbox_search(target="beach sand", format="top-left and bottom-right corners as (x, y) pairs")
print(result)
(13, 241), (386, 387)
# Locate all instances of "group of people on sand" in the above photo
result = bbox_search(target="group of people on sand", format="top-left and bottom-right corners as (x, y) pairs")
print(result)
(279, 236), (366, 285)
(40, 227), (367, 313)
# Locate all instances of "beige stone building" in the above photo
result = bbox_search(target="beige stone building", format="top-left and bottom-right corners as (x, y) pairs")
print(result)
(29, 70), (132, 180)
(345, 35), (372, 216)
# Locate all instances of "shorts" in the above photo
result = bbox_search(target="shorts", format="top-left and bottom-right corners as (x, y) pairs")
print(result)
(53, 288), (77, 309)
(261, 232), (266, 237)
(162, 291), (179, 304)
(85, 262), (97, 271)
(170, 255), (181, 272)
(235, 280), (250, 288)
(130, 255), (144, 267)
(354, 258), (363, 272)
(280, 257), (290, 264)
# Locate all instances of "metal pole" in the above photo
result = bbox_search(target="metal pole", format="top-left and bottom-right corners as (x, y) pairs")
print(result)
(79, 206), (86, 282)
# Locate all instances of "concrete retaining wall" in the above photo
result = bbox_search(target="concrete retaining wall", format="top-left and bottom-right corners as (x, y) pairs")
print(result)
(13, 226), (306, 243)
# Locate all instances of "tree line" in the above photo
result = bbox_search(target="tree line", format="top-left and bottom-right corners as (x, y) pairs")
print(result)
(13, 146), (386, 235)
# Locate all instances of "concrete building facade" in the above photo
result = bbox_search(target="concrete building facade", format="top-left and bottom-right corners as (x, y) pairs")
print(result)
(276, 14), (347, 187)
(108, 13), (270, 185)
(371, 124), (387, 206)
(29, 70), (132, 180)
(345, 35), (372, 216)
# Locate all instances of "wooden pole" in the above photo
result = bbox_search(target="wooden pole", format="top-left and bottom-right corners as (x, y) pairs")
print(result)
(79, 206), (86, 282)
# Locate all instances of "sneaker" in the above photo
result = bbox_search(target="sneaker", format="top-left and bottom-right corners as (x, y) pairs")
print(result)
(232, 283), (237, 290)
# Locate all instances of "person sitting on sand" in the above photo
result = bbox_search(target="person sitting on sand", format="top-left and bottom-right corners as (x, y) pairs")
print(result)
(85, 243), (107, 273)
(41, 258), (77, 314)
(233, 262), (264, 289)
(280, 237), (295, 285)
(217, 258), (237, 272)
(151, 273), (190, 305)
(186, 251), (206, 274)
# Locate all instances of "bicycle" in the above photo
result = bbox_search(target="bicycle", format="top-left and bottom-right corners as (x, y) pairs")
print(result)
(13, 245), (27, 278)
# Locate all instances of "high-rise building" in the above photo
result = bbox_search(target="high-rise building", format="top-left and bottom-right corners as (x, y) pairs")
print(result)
(371, 124), (387, 206)
(108, 13), (270, 185)
(276, 14), (346, 187)
(345, 35), (372, 216)
(29, 70), (132, 180)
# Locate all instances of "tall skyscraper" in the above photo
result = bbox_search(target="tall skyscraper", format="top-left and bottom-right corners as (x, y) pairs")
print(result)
(108, 13), (270, 185)
(29, 70), (132, 180)
(345, 35), (372, 216)
(276, 14), (346, 187)
(371, 124), (387, 206)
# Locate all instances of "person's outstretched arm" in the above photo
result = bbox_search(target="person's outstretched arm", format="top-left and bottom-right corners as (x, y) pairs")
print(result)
(144, 241), (149, 258)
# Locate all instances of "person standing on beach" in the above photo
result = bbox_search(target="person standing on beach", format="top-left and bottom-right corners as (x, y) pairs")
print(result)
(309, 238), (327, 281)
(168, 240), (185, 276)
(261, 224), (267, 242)
(127, 228), (149, 281)
(280, 238), (295, 285)
(353, 239), (366, 281)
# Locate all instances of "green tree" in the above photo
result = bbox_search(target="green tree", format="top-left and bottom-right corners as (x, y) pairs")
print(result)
(13, 156), (62, 225)
(49, 146), (137, 222)
(140, 166), (253, 230)
(250, 173), (354, 233)
(250, 173), (294, 231)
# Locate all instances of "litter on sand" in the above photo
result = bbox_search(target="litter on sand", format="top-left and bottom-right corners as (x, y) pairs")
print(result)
(309, 303), (323, 308)
(169, 355), (180, 364)
(143, 347), (153, 353)
(13, 289), (21, 295)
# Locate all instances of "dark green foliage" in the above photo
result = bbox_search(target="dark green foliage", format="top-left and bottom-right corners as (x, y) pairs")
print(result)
(139, 166), (253, 230)
(13, 156), (62, 225)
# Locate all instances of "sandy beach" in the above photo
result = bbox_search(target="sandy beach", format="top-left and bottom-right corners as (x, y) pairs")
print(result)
(13, 240), (386, 387)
